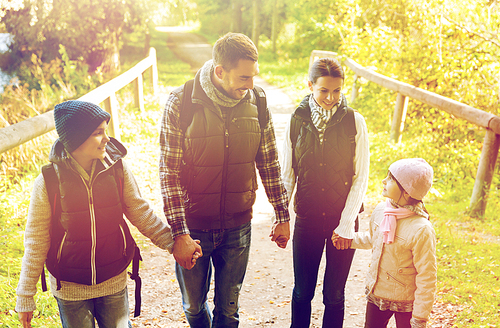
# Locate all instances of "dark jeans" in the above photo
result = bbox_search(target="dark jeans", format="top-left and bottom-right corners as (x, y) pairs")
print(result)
(365, 301), (412, 328)
(291, 216), (358, 328)
(175, 222), (251, 328)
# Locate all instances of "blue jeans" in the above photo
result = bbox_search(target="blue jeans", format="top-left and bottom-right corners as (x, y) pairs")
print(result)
(291, 216), (358, 328)
(364, 301), (412, 328)
(55, 287), (132, 328)
(176, 222), (251, 328)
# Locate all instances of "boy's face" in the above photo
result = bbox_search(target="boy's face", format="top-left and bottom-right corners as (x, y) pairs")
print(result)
(217, 59), (259, 100)
(71, 121), (110, 163)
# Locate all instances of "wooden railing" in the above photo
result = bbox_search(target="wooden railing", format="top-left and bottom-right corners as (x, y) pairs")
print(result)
(0, 47), (159, 154)
(310, 50), (500, 217)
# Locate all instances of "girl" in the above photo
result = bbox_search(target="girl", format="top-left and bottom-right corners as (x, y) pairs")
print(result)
(335, 158), (437, 328)
(281, 57), (370, 327)
(15, 100), (201, 328)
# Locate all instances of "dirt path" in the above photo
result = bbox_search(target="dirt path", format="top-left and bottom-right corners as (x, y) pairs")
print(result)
(126, 30), (390, 327)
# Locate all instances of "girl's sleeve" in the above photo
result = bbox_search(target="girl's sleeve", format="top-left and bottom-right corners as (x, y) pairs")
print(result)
(121, 160), (174, 253)
(15, 175), (52, 313)
(411, 224), (437, 322)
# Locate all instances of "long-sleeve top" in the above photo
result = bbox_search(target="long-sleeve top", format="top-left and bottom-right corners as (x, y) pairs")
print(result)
(159, 88), (290, 238)
(281, 103), (370, 239)
(15, 159), (174, 313)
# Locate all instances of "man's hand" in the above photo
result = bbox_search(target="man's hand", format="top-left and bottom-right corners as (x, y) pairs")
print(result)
(173, 234), (203, 270)
(269, 221), (290, 249)
(18, 311), (33, 328)
(331, 232), (352, 250)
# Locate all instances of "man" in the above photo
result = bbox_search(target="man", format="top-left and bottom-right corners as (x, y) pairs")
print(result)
(159, 32), (290, 328)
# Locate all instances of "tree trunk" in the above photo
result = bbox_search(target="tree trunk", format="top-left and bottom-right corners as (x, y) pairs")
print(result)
(271, 0), (278, 53)
(252, 0), (260, 49)
(231, 0), (242, 32)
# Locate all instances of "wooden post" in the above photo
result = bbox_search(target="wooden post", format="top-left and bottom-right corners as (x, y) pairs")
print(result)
(469, 130), (500, 217)
(149, 48), (159, 96)
(103, 94), (121, 141)
(391, 93), (409, 143)
(133, 75), (145, 113)
(351, 74), (359, 103)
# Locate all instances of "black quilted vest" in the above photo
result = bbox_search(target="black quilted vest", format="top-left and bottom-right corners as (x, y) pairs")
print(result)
(45, 141), (135, 286)
(290, 94), (356, 221)
(181, 88), (262, 230)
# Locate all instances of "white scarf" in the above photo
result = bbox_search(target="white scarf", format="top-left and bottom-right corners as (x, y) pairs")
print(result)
(199, 60), (242, 109)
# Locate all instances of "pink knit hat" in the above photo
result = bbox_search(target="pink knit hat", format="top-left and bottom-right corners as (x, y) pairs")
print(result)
(388, 158), (433, 200)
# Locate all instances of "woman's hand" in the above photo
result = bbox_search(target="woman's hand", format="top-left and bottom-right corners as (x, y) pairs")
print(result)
(19, 311), (33, 328)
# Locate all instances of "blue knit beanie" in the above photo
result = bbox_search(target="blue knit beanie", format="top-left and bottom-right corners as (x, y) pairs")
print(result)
(54, 100), (111, 153)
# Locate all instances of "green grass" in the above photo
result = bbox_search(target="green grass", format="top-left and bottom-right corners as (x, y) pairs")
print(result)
(0, 30), (193, 327)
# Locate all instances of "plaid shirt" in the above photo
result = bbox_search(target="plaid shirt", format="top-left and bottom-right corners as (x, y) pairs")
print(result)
(159, 88), (290, 238)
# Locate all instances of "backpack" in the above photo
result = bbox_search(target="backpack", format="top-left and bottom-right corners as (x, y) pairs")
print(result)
(180, 79), (268, 132)
(41, 161), (143, 317)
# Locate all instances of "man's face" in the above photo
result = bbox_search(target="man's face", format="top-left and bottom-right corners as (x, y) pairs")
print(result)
(218, 59), (259, 100)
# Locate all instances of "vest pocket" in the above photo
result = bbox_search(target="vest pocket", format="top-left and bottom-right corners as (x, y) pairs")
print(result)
(56, 232), (67, 262)
(119, 224), (127, 256)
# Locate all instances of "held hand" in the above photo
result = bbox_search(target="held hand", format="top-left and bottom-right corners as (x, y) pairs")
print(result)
(18, 311), (33, 328)
(173, 235), (202, 270)
(269, 221), (290, 249)
(331, 232), (352, 250)
(191, 240), (203, 265)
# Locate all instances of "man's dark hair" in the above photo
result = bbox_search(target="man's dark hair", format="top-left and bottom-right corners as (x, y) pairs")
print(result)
(213, 33), (258, 70)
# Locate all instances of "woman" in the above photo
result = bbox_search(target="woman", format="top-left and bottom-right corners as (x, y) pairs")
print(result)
(281, 57), (370, 328)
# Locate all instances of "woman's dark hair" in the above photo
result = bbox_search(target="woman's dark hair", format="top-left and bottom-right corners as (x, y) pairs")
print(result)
(388, 171), (430, 219)
(308, 58), (345, 84)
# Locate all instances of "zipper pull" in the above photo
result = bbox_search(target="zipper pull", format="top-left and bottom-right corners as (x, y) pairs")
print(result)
(225, 129), (229, 148)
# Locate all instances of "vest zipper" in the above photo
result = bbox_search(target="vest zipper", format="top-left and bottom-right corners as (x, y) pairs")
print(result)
(88, 187), (97, 285)
(220, 120), (231, 225)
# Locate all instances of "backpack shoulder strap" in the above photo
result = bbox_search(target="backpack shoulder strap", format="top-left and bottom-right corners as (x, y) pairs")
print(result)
(252, 85), (268, 130)
(41, 163), (62, 292)
(180, 79), (195, 132)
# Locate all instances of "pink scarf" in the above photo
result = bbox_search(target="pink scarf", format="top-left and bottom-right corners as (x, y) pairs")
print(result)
(380, 199), (415, 244)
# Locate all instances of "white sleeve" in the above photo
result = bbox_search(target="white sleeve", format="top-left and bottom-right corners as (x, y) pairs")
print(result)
(280, 116), (296, 207)
(334, 112), (370, 239)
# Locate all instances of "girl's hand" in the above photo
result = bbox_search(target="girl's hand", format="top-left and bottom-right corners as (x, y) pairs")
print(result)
(331, 232), (352, 250)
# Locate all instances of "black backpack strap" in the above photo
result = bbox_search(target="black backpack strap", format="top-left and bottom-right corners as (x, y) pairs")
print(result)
(41, 164), (62, 291)
(180, 79), (195, 132)
(128, 246), (143, 317)
(252, 85), (268, 130)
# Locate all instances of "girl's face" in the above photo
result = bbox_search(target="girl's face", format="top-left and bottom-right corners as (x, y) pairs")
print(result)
(382, 173), (404, 202)
(308, 76), (343, 110)
(71, 121), (110, 168)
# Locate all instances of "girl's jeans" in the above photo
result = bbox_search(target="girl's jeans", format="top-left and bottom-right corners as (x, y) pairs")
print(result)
(55, 287), (131, 328)
(175, 222), (251, 328)
(291, 216), (358, 328)
(365, 301), (412, 328)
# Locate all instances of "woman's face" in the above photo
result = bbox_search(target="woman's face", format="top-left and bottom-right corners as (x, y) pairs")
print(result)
(308, 76), (343, 110)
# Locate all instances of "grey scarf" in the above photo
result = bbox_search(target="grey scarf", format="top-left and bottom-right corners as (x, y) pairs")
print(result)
(200, 60), (242, 109)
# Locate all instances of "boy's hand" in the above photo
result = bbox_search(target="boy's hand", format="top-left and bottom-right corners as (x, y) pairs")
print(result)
(173, 235), (202, 270)
(19, 311), (33, 328)
(270, 221), (290, 249)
